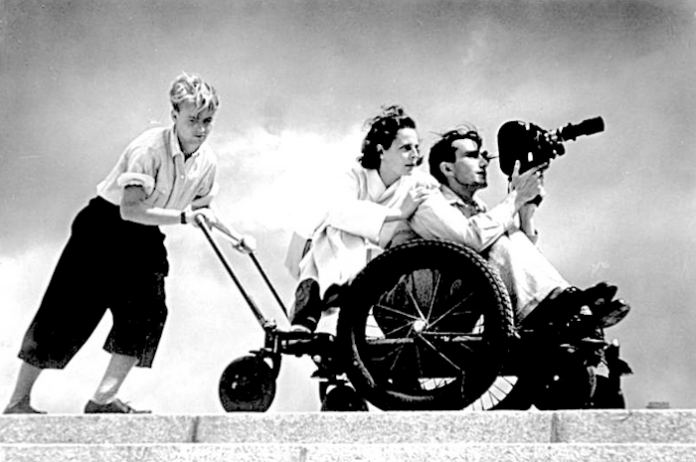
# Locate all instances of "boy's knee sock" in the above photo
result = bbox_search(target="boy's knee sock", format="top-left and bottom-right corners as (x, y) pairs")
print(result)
(91, 353), (138, 404)
(7, 362), (43, 407)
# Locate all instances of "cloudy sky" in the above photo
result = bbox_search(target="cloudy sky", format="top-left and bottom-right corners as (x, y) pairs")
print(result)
(1, 0), (695, 413)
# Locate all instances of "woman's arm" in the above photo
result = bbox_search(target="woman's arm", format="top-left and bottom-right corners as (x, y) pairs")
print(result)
(322, 169), (431, 243)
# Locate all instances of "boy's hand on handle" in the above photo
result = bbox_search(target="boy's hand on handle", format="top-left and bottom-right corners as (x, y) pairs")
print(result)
(188, 206), (256, 253)
(188, 208), (219, 227)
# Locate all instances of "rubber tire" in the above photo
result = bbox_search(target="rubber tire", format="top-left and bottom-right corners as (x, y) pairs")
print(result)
(337, 239), (514, 411)
(219, 355), (276, 412)
(321, 384), (369, 412)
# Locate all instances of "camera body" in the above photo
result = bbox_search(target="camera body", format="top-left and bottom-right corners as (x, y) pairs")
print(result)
(497, 117), (605, 178)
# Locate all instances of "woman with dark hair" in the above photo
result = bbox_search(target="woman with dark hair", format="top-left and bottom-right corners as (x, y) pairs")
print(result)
(287, 105), (438, 332)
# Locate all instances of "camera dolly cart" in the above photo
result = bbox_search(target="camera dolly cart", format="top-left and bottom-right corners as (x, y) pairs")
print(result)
(197, 216), (631, 412)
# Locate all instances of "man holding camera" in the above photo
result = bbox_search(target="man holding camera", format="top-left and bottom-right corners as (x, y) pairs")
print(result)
(410, 125), (629, 330)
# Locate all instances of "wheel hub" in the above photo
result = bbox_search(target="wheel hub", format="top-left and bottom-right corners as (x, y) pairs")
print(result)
(413, 319), (427, 333)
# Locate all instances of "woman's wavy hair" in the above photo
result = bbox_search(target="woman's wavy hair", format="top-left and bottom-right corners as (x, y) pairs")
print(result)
(428, 123), (483, 184)
(358, 105), (417, 170)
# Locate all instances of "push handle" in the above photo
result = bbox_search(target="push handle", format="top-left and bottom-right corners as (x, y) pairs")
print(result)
(196, 216), (270, 326)
(195, 214), (255, 254)
(195, 215), (289, 319)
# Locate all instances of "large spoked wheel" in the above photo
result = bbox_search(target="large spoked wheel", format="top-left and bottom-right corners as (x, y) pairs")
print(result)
(337, 240), (515, 411)
(219, 354), (277, 412)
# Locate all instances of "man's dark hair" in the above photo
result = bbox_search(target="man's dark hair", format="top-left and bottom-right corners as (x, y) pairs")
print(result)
(428, 124), (482, 184)
(359, 105), (417, 170)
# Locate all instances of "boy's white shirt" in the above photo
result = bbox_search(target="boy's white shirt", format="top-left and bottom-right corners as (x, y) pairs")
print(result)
(96, 126), (218, 210)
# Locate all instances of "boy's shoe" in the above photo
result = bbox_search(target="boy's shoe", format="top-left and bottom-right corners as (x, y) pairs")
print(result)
(3, 396), (46, 415)
(84, 399), (151, 414)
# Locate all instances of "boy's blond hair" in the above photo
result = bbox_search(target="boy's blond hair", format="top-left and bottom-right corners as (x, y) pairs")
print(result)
(169, 72), (220, 114)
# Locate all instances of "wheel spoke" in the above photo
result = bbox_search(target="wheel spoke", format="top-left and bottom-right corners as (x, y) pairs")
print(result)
(406, 272), (428, 320)
(462, 374), (521, 411)
(377, 344), (407, 371)
(472, 316), (486, 334)
(369, 307), (418, 338)
(413, 341), (424, 388)
(374, 303), (421, 322)
(374, 322), (419, 374)
(417, 335), (464, 375)
(481, 391), (498, 406)
(381, 321), (416, 338)
(488, 376), (514, 396)
(448, 335), (487, 356)
(491, 375), (516, 393)
(385, 342), (415, 379)
(428, 291), (475, 330)
(421, 331), (483, 337)
(425, 271), (442, 322)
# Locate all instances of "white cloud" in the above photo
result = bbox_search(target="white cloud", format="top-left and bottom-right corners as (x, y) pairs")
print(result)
(212, 125), (364, 235)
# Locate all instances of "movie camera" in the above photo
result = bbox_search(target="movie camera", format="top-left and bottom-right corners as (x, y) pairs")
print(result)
(497, 116), (605, 178)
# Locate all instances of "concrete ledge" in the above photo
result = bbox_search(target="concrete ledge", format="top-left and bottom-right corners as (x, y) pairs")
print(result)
(2, 443), (696, 462)
(195, 411), (552, 444)
(554, 410), (696, 443)
(1, 410), (696, 446)
(0, 415), (196, 444)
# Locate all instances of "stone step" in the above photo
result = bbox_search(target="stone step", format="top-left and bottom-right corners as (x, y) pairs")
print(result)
(1, 443), (695, 462)
(1, 410), (695, 445)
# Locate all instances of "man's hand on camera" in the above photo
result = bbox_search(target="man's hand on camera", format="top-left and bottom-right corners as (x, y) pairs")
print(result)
(510, 161), (547, 208)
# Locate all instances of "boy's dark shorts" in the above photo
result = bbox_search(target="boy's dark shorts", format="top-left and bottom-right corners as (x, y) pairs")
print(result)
(19, 196), (170, 369)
